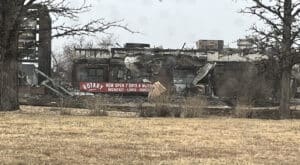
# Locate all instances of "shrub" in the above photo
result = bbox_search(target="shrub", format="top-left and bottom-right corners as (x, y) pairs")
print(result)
(140, 95), (207, 118)
(89, 109), (108, 116)
(60, 108), (72, 115)
(84, 96), (109, 116)
(180, 96), (207, 118)
(233, 106), (253, 118)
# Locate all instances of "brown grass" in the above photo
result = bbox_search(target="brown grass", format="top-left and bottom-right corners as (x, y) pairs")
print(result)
(0, 110), (299, 164)
(141, 95), (208, 118)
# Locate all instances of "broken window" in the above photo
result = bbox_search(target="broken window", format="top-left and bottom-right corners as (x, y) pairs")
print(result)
(173, 69), (196, 92)
(85, 68), (104, 82)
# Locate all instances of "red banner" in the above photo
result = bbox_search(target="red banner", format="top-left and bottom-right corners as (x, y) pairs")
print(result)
(80, 82), (152, 93)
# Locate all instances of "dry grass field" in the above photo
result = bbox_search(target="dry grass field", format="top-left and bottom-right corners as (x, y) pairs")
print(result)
(0, 109), (299, 164)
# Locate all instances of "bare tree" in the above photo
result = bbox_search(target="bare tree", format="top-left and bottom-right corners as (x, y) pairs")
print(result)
(96, 34), (118, 49)
(0, 0), (133, 111)
(241, 0), (300, 118)
(53, 37), (96, 82)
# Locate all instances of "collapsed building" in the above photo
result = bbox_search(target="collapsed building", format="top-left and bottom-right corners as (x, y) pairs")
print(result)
(73, 43), (210, 95)
(16, 8), (299, 105)
(18, 5), (52, 95)
(14, 5), (299, 105)
(72, 39), (300, 106)
(72, 40), (278, 103)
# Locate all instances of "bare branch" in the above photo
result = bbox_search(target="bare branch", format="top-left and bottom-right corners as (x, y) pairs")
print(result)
(51, 19), (136, 38)
(251, 0), (284, 20)
(293, 8), (300, 17)
(24, 0), (36, 7)
(41, 0), (91, 20)
(23, 0), (137, 39)
(251, 26), (281, 43)
(292, 29), (300, 42)
(242, 7), (282, 33)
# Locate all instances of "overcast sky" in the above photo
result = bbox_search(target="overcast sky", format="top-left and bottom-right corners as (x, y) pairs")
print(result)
(53, 0), (258, 52)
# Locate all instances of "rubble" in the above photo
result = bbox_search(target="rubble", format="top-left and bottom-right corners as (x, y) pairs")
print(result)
(17, 37), (300, 109)
(148, 81), (167, 99)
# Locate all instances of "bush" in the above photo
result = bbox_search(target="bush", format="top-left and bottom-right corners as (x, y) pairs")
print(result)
(234, 106), (280, 119)
(60, 109), (72, 115)
(89, 109), (108, 116)
(140, 95), (207, 118)
(84, 96), (109, 116)
(180, 96), (207, 118)
(233, 106), (253, 118)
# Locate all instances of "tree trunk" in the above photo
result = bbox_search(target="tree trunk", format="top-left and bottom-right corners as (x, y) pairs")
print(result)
(0, 22), (20, 111)
(279, 69), (291, 119)
(0, 0), (23, 111)
(0, 58), (19, 111)
(278, 0), (292, 119)
(0, 29), (19, 111)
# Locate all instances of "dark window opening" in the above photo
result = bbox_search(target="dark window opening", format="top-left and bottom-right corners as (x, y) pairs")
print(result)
(86, 68), (104, 82)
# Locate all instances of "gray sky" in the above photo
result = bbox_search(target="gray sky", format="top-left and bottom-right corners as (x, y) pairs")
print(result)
(53, 0), (258, 52)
